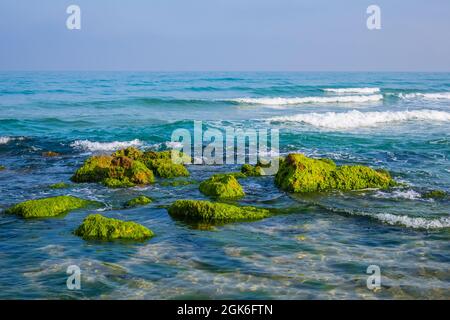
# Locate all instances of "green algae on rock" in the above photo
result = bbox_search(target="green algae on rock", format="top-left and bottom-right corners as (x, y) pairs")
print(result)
(0, 165), (5, 171)
(199, 174), (245, 199)
(241, 164), (263, 177)
(71, 153), (154, 188)
(168, 200), (271, 223)
(142, 150), (190, 178)
(125, 195), (153, 207)
(422, 190), (447, 199)
(4, 195), (97, 218)
(42, 151), (60, 157)
(74, 214), (154, 241)
(49, 182), (69, 189)
(275, 153), (396, 193)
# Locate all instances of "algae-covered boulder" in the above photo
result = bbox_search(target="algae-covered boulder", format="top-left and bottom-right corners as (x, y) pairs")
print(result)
(422, 190), (447, 199)
(74, 214), (154, 241)
(4, 195), (97, 218)
(125, 195), (152, 207)
(241, 164), (263, 177)
(71, 153), (154, 188)
(275, 153), (396, 193)
(199, 174), (245, 199)
(42, 151), (60, 157)
(168, 200), (270, 223)
(49, 182), (69, 189)
(142, 150), (190, 178)
(0, 165), (5, 171)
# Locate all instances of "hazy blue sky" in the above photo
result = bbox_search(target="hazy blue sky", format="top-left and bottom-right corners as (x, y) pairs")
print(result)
(0, 0), (449, 71)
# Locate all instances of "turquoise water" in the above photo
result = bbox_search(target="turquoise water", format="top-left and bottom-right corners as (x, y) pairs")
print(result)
(0, 72), (449, 299)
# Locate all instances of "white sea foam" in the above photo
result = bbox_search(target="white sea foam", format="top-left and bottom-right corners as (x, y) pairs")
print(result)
(323, 87), (380, 94)
(70, 139), (143, 152)
(374, 189), (422, 200)
(269, 109), (450, 129)
(229, 94), (383, 105)
(399, 92), (450, 100)
(371, 213), (450, 229)
(0, 136), (25, 144)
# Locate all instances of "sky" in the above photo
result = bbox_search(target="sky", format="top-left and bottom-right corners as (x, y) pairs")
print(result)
(0, 0), (449, 71)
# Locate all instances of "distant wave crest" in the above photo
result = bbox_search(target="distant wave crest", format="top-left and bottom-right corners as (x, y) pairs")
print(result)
(323, 87), (380, 94)
(70, 139), (143, 152)
(0, 136), (25, 145)
(269, 109), (450, 129)
(229, 94), (383, 105)
(399, 92), (450, 100)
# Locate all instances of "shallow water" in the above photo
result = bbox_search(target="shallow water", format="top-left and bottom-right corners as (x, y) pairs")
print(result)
(0, 72), (449, 299)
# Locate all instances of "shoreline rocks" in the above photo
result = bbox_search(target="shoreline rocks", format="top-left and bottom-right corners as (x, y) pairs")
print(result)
(275, 153), (396, 193)
(168, 199), (270, 223)
(199, 174), (245, 199)
(74, 214), (154, 241)
(4, 195), (97, 218)
(124, 195), (153, 208)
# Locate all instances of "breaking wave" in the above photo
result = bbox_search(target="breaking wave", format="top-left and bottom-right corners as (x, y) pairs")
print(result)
(323, 87), (380, 94)
(399, 92), (450, 100)
(70, 139), (143, 152)
(269, 109), (450, 129)
(0, 136), (25, 145)
(228, 94), (383, 105)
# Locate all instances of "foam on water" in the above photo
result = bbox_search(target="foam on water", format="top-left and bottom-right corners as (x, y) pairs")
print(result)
(399, 92), (450, 100)
(269, 109), (450, 129)
(228, 94), (383, 105)
(323, 87), (380, 94)
(70, 139), (143, 152)
(0, 136), (25, 144)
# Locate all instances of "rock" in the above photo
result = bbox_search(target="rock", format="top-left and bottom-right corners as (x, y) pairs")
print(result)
(422, 190), (447, 199)
(241, 164), (263, 177)
(142, 150), (190, 178)
(71, 153), (154, 188)
(74, 214), (154, 241)
(275, 153), (396, 193)
(0, 165), (5, 171)
(4, 195), (97, 218)
(168, 199), (270, 223)
(49, 182), (69, 189)
(42, 151), (60, 157)
(125, 195), (152, 207)
(199, 174), (245, 199)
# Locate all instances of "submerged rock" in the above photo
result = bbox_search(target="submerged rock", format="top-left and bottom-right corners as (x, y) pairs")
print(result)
(49, 182), (69, 189)
(275, 153), (396, 193)
(42, 151), (60, 157)
(125, 195), (153, 207)
(0, 165), (5, 171)
(422, 190), (447, 199)
(74, 214), (154, 241)
(199, 174), (245, 199)
(142, 150), (190, 178)
(168, 199), (270, 223)
(4, 195), (96, 218)
(241, 164), (263, 177)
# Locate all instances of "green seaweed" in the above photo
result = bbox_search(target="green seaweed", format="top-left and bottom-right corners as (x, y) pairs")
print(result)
(125, 195), (153, 207)
(241, 164), (263, 177)
(275, 153), (396, 193)
(422, 190), (447, 199)
(49, 182), (69, 189)
(142, 150), (190, 178)
(0, 165), (5, 171)
(74, 214), (154, 241)
(199, 174), (245, 199)
(168, 199), (271, 223)
(4, 195), (97, 218)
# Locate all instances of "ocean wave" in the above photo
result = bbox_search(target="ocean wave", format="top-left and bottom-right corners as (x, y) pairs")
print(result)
(369, 213), (450, 229)
(0, 136), (25, 145)
(269, 109), (450, 129)
(399, 92), (450, 100)
(373, 189), (422, 200)
(229, 94), (383, 105)
(70, 139), (143, 152)
(323, 87), (380, 94)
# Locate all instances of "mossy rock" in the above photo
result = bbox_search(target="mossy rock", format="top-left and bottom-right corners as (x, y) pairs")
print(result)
(0, 165), (5, 171)
(241, 164), (263, 177)
(125, 195), (153, 207)
(275, 153), (396, 193)
(199, 174), (245, 199)
(422, 190), (447, 199)
(74, 214), (154, 241)
(168, 200), (271, 223)
(4, 195), (97, 218)
(112, 146), (143, 160)
(142, 151), (190, 178)
(71, 153), (154, 188)
(49, 182), (69, 189)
